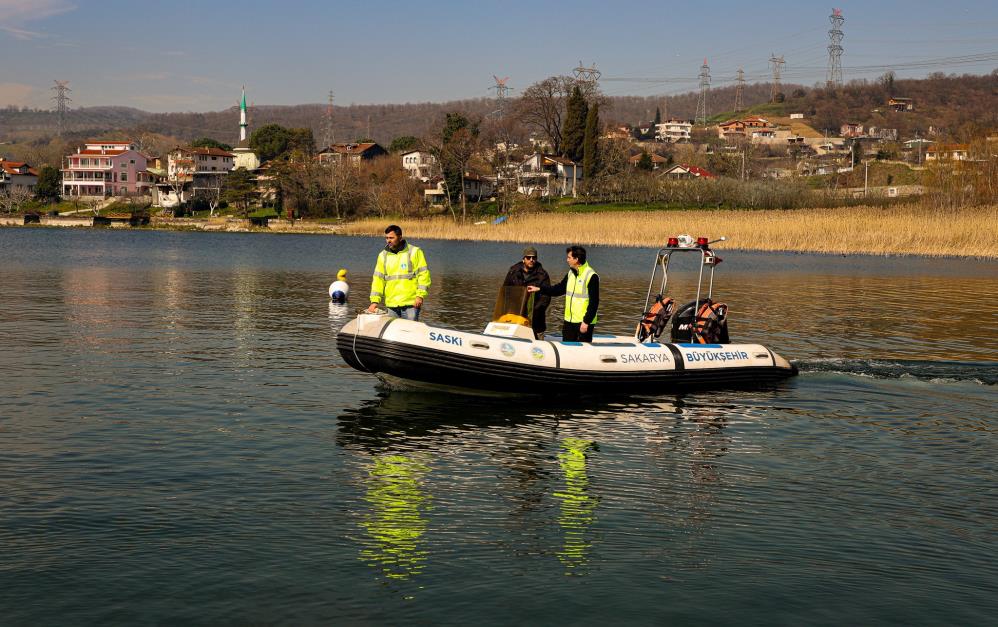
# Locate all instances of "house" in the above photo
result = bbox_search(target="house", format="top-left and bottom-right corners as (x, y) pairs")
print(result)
(156, 146), (235, 206)
(61, 140), (152, 198)
(840, 122), (864, 138)
(0, 159), (38, 193)
(603, 125), (632, 141)
(517, 153), (580, 197)
(888, 97), (914, 112)
(628, 152), (669, 170)
(660, 163), (715, 179)
(400, 150), (437, 181)
(718, 119), (747, 139)
(655, 119), (692, 143)
(317, 142), (387, 166)
(925, 144), (969, 161)
(422, 172), (494, 204)
(867, 127), (898, 141)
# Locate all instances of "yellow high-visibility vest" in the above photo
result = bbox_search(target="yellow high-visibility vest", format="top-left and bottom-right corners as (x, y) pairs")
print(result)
(565, 262), (597, 324)
(369, 244), (431, 308)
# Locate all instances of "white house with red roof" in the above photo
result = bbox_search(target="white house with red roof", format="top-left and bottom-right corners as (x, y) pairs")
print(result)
(660, 163), (715, 179)
(0, 159), (39, 193)
(61, 140), (152, 197)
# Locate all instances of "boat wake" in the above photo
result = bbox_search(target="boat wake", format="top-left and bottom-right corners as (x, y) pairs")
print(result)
(794, 358), (997, 385)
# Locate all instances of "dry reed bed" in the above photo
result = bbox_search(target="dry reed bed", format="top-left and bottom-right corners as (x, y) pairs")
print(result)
(339, 205), (998, 258)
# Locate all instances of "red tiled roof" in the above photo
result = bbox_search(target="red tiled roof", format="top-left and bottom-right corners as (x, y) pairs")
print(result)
(189, 147), (233, 157)
(685, 164), (714, 178)
(75, 149), (128, 156)
(85, 140), (131, 145)
(629, 153), (668, 163)
(320, 142), (380, 155)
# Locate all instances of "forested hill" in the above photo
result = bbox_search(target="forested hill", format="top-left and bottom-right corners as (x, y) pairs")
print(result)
(2, 72), (995, 147)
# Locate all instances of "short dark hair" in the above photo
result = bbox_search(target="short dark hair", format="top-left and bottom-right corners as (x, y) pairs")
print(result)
(566, 245), (587, 264)
(385, 224), (402, 237)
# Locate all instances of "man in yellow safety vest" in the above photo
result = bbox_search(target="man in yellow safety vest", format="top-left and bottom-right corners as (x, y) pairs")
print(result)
(528, 245), (599, 342)
(365, 224), (432, 320)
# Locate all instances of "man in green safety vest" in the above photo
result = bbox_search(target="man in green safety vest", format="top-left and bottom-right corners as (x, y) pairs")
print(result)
(528, 245), (599, 342)
(365, 224), (432, 321)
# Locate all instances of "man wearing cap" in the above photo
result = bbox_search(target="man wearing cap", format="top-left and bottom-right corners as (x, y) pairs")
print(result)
(503, 246), (551, 339)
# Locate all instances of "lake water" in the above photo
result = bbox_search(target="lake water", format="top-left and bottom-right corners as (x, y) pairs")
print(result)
(1, 228), (995, 626)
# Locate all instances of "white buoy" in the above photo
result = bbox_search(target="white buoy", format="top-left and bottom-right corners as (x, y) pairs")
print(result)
(329, 268), (349, 303)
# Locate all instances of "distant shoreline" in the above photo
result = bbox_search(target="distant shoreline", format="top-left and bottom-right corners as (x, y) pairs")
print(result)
(3, 205), (996, 259)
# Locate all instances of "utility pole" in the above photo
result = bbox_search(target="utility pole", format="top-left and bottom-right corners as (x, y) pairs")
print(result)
(741, 149), (746, 181)
(827, 8), (845, 88)
(51, 80), (71, 136)
(695, 58), (710, 126)
(864, 161), (869, 197)
(769, 54), (785, 102)
(734, 68), (745, 112)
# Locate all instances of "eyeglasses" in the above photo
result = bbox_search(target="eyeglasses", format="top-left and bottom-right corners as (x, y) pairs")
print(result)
(524, 256), (537, 260)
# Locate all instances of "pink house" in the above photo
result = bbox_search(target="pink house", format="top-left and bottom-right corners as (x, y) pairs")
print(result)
(62, 140), (152, 197)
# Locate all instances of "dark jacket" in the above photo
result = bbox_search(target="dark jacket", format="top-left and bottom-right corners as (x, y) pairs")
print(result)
(540, 267), (600, 325)
(503, 261), (551, 333)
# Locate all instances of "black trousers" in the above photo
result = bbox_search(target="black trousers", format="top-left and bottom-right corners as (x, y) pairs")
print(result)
(562, 321), (594, 342)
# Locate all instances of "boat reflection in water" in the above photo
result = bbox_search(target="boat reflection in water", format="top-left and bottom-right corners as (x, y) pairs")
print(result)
(358, 453), (432, 583)
(337, 389), (739, 586)
(553, 438), (599, 575)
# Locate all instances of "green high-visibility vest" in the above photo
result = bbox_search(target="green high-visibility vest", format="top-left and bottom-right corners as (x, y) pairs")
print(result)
(565, 262), (597, 324)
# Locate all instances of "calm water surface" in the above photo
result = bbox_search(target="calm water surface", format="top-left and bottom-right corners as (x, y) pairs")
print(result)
(1, 229), (996, 626)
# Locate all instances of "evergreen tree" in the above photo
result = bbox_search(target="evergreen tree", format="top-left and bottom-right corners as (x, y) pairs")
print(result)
(249, 124), (291, 162)
(636, 151), (653, 171)
(561, 85), (588, 162)
(654, 107), (662, 125)
(34, 165), (62, 203)
(582, 103), (600, 179)
(190, 137), (232, 151)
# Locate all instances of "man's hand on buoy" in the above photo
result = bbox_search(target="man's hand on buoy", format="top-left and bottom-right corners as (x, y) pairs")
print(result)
(580, 322), (589, 333)
(366, 303), (379, 313)
(526, 286), (540, 293)
(414, 297), (423, 309)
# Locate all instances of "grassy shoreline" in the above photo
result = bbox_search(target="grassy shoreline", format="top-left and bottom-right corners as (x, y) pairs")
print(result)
(338, 205), (998, 259)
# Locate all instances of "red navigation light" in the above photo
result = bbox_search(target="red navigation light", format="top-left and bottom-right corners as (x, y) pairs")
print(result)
(697, 236), (709, 247)
(667, 237), (679, 247)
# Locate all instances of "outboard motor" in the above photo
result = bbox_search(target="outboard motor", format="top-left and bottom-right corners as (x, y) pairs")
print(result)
(671, 299), (730, 344)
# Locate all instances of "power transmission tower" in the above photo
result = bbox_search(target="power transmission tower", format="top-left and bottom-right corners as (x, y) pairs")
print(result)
(695, 58), (710, 126)
(734, 68), (745, 112)
(323, 91), (335, 147)
(490, 75), (511, 120)
(827, 8), (845, 88)
(769, 54), (785, 102)
(572, 61), (601, 99)
(51, 80), (71, 136)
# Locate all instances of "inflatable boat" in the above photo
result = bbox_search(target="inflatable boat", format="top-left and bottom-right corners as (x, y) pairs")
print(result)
(337, 236), (797, 394)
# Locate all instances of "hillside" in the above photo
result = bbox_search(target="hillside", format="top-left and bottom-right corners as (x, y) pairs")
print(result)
(2, 72), (995, 161)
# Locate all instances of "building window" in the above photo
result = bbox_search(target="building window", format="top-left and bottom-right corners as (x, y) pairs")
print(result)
(130, 159), (135, 164)
(121, 173), (128, 182)
(121, 162), (127, 168)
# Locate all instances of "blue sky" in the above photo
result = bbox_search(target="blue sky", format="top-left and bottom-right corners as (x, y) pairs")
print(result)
(2, 0), (997, 112)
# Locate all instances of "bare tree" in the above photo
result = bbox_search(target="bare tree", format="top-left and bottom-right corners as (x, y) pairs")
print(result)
(194, 173), (224, 217)
(0, 186), (33, 214)
(514, 76), (574, 156)
(166, 148), (194, 211)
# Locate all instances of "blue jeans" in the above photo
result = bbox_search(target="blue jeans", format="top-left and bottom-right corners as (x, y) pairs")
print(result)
(387, 305), (420, 321)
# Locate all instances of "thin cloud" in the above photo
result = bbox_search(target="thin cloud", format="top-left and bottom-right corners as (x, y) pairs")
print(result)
(0, 82), (37, 107)
(0, 0), (75, 40)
